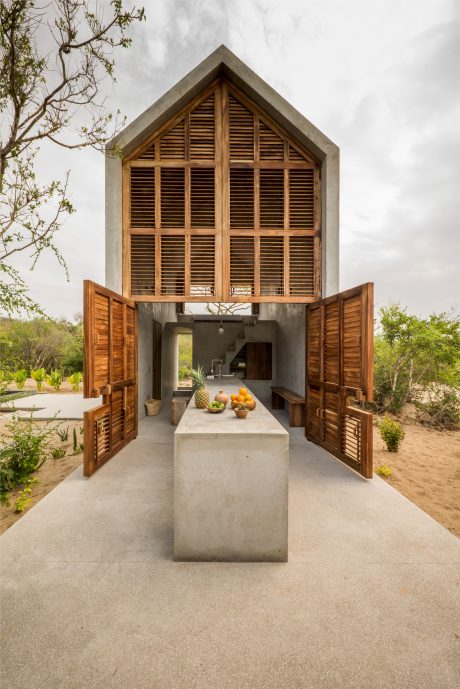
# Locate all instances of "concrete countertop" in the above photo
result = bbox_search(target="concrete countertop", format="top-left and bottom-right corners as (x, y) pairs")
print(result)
(175, 380), (288, 437)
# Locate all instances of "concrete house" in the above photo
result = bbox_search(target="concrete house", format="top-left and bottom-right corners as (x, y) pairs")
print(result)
(83, 46), (374, 480)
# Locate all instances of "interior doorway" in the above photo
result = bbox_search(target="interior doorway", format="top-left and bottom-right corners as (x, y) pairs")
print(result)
(177, 329), (193, 390)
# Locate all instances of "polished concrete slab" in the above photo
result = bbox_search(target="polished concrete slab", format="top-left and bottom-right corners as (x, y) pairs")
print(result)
(1, 407), (459, 689)
(174, 385), (288, 561)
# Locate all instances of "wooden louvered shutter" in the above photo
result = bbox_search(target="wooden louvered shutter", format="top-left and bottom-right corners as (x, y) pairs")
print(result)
(190, 236), (215, 296)
(229, 95), (254, 160)
(126, 81), (322, 303)
(160, 119), (185, 159)
(289, 236), (315, 296)
(260, 237), (284, 296)
(161, 168), (185, 228)
(305, 283), (374, 478)
(83, 281), (137, 477)
(130, 168), (154, 228)
(161, 235), (185, 296)
(190, 96), (215, 159)
(230, 237), (254, 296)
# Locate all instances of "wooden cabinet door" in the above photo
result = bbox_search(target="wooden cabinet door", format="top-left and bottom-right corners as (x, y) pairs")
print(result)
(305, 283), (374, 478)
(83, 280), (138, 477)
(246, 342), (272, 380)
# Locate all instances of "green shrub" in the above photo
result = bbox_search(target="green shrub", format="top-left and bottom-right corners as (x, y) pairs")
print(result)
(0, 415), (59, 504)
(415, 389), (460, 431)
(47, 369), (62, 391)
(67, 371), (82, 391)
(178, 365), (191, 382)
(376, 465), (392, 478)
(13, 369), (28, 389)
(0, 370), (13, 395)
(14, 478), (38, 513)
(51, 447), (66, 459)
(31, 368), (47, 391)
(379, 416), (405, 453)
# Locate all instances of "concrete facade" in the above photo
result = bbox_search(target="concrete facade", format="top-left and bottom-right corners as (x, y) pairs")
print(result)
(174, 382), (289, 561)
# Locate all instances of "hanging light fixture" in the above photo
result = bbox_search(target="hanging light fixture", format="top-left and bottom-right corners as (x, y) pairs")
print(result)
(218, 319), (224, 335)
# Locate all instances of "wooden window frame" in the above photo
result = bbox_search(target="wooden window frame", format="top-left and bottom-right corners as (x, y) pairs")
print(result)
(122, 78), (322, 303)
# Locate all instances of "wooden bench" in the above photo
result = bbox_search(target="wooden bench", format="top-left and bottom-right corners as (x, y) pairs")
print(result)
(271, 386), (305, 427)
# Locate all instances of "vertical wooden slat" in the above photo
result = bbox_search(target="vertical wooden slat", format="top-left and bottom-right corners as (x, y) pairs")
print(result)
(254, 235), (260, 297)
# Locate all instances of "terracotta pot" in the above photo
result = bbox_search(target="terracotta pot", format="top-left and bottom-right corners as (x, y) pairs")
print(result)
(214, 390), (229, 406)
(234, 408), (249, 419)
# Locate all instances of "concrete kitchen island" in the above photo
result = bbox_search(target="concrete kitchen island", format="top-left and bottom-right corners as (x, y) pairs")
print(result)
(174, 382), (289, 562)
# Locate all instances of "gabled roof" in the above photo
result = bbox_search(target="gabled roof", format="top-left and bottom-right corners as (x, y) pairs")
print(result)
(109, 45), (338, 161)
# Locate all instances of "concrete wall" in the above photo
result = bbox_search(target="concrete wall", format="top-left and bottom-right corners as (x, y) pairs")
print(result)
(192, 320), (277, 404)
(259, 304), (305, 397)
(136, 303), (177, 419)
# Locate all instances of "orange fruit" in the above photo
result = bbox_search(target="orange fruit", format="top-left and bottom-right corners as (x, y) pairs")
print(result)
(231, 394), (237, 401)
(237, 395), (245, 403)
(245, 394), (252, 401)
(239, 387), (248, 396)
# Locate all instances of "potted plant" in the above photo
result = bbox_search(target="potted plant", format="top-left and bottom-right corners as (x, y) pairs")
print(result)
(234, 402), (249, 419)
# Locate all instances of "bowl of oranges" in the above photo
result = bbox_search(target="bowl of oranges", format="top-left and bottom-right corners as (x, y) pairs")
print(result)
(231, 388), (257, 412)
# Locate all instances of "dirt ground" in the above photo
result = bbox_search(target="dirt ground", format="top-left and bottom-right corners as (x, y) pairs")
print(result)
(0, 418), (83, 534)
(374, 415), (460, 537)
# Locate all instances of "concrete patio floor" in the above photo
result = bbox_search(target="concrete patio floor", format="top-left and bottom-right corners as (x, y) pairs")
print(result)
(1, 407), (459, 689)
(1, 392), (102, 419)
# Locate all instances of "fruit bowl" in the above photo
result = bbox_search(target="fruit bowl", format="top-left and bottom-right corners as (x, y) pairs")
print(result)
(206, 404), (225, 414)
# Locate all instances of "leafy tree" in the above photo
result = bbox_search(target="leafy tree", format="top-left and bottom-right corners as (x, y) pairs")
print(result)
(0, 315), (83, 373)
(0, 0), (145, 316)
(374, 304), (460, 413)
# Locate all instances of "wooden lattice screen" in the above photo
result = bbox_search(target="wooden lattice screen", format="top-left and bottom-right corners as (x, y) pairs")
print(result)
(124, 78), (321, 302)
(305, 283), (374, 478)
(83, 281), (137, 476)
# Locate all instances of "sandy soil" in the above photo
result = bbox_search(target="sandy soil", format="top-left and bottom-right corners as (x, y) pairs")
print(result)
(374, 417), (460, 537)
(0, 419), (83, 534)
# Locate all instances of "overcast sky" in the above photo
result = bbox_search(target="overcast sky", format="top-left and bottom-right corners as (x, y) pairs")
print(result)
(11, 0), (460, 319)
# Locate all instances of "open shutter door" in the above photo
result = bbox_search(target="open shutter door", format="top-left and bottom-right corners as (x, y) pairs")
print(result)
(306, 283), (374, 478)
(83, 281), (138, 477)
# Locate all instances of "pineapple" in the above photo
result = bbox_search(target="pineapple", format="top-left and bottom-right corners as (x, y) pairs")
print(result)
(189, 365), (210, 409)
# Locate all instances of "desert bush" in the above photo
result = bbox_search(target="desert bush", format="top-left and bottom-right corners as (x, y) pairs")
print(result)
(31, 368), (47, 391)
(13, 369), (28, 389)
(379, 416), (405, 453)
(67, 371), (82, 391)
(374, 305), (460, 414)
(14, 478), (38, 513)
(51, 447), (66, 459)
(0, 369), (13, 394)
(376, 465), (392, 478)
(415, 389), (460, 431)
(47, 369), (62, 391)
(0, 317), (84, 375)
(0, 415), (59, 504)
